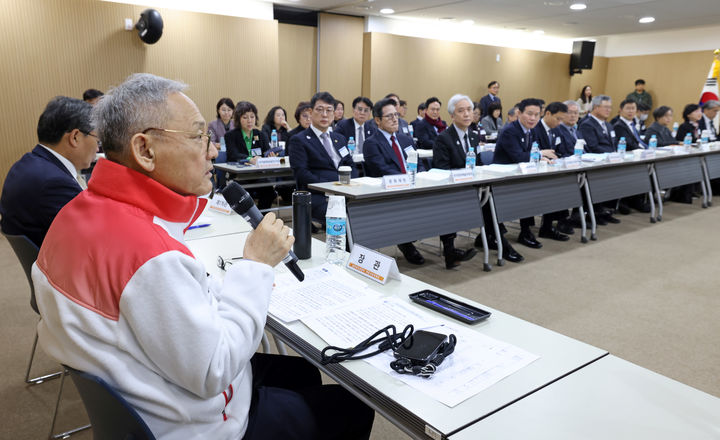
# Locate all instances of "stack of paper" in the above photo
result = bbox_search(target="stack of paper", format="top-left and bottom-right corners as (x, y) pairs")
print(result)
(352, 176), (383, 186)
(581, 153), (607, 162)
(416, 170), (450, 183)
(480, 164), (518, 173)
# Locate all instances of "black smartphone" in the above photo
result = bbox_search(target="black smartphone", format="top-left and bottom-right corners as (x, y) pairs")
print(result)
(409, 290), (491, 324)
(394, 330), (447, 365)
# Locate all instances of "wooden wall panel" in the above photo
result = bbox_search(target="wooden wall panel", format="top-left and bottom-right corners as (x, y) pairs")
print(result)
(0, 0), (279, 190)
(318, 13), (364, 115)
(604, 51), (712, 125)
(568, 57), (610, 104)
(278, 23), (317, 124)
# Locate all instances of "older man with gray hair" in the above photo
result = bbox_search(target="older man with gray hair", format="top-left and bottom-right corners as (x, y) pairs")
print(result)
(578, 95), (615, 154)
(699, 99), (720, 141)
(32, 73), (373, 440)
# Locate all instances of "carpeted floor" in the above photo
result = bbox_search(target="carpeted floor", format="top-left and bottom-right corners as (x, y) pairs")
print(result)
(1, 199), (718, 439)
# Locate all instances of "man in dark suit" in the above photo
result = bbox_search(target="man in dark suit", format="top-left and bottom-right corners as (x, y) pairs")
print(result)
(384, 93), (412, 137)
(612, 99), (646, 151)
(578, 95), (616, 153)
(1, 96), (99, 248)
(289, 92), (358, 222)
(431, 94), (508, 267)
(414, 97), (447, 150)
(333, 96), (375, 154)
(363, 98), (426, 266)
(698, 99), (719, 141)
(552, 101), (584, 158)
(479, 81), (501, 118)
(494, 98), (559, 249)
(578, 95), (622, 223)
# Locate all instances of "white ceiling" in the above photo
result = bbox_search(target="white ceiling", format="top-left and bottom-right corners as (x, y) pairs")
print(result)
(268, 0), (720, 39)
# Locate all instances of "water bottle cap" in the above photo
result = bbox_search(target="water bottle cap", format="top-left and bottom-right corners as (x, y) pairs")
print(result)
(620, 137), (625, 140)
(651, 134), (656, 138)
(349, 136), (354, 141)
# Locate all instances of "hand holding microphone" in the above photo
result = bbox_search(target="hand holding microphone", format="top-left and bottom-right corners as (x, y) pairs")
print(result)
(222, 182), (305, 281)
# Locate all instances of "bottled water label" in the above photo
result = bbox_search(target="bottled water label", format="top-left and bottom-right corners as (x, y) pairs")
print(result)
(326, 218), (346, 236)
(530, 151), (541, 162)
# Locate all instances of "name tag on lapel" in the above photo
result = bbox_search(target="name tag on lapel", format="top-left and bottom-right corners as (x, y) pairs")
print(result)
(555, 136), (562, 146)
(339, 147), (349, 157)
(402, 127), (409, 134)
(610, 130), (616, 138)
(251, 148), (262, 156)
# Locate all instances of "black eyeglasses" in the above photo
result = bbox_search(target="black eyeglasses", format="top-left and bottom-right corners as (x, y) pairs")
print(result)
(81, 131), (102, 149)
(143, 127), (213, 154)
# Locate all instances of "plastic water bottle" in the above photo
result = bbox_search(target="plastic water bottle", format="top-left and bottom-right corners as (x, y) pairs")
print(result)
(347, 136), (356, 153)
(529, 141), (540, 163)
(574, 139), (584, 157)
(325, 196), (347, 264)
(672, 122), (679, 138)
(271, 129), (278, 150)
(617, 137), (627, 154)
(408, 124), (414, 138)
(701, 130), (710, 145)
(648, 134), (657, 150)
(220, 136), (226, 152)
(465, 146), (476, 170)
(683, 133), (692, 148)
(406, 149), (418, 186)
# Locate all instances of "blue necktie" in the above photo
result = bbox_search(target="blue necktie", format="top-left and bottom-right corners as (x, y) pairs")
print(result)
(631, 121), (647, 148)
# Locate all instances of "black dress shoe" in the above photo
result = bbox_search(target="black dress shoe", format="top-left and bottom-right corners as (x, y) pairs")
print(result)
(617, 203), (631, 215)
(602, 213), (621, 224)
(556, 220), (575, 235)
(444, 248), (477, 269)
(397, 243), (425, 265)
(538, 227), (570, 241)
(594, 214), (608, 226)
(517, 231), (542, 249)
(632, 202), (651, 213)
(502, 240), (524, 263)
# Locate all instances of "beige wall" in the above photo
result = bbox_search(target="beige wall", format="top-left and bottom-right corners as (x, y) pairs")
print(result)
(0, 0), (280, 189)
(568, 57), (609, 104)
(604, 51), (712, 124)
(278, 23), (317, 123)
(317, 13), (364, 118)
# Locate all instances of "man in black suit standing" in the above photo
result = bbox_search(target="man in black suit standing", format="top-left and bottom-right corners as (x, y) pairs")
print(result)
(289, 91), (357, 222)
(333, 96), (375, 154)
(494, 98), (559, 250)
(363, 98), (426, 266)
(0, 96), (99, 247)
(414, 97), (447, 150)
(578, 95), (616, 154)
(479, 81), (501, 118)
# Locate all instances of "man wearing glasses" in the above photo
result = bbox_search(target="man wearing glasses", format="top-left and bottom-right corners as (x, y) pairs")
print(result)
(33, 75), (374, 440)
(289, 91), (358, 222)
(0, 96), (99, 248)
(333, 96), (376, 154)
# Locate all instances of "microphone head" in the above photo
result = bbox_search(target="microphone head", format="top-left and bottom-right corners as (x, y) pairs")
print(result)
(221, 182), (256, 214)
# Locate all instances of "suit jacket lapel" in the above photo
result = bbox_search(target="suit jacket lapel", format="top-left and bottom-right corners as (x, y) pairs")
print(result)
(307, 130), (336, 168)
(448, 125), (465, 157)
(33, 145), (75, 179)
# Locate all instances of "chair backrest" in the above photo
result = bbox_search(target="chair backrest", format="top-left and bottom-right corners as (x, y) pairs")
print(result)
(2, 232), (40, 314)
(66, 366), (156, 440)
(480, 150), (494, 166)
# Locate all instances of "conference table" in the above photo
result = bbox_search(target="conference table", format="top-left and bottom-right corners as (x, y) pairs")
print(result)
(310, 144), (720, 266)
(183, 205), (720, 439)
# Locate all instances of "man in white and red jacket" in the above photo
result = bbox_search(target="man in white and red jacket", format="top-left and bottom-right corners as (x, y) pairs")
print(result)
(33, 74), (373, 440)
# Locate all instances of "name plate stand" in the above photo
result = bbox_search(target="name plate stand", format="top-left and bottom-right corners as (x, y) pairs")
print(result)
(382, 174), (411, 190)
(256, 157), (282, 168)
(346, 244), (400, 285)
(450, 168), (475, 182)
(518, 162), (538, 174)
(643, 149), (657, 159)
(607, 152), (623, 163)
(209, 194), (233, 215)
(564, 156), (581, 169)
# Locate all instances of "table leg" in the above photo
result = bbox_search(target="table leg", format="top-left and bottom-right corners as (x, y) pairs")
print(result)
(487, 191), (504, 266)
(649, 164), (663, 222)
(581, 173), (597, 241)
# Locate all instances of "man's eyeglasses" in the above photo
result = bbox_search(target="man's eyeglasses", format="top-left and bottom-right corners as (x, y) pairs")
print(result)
(143, 127), (212, 154)
(381, 112), (400, 120)
(313, 107), (334, 115)
(82, 131), (102, 149)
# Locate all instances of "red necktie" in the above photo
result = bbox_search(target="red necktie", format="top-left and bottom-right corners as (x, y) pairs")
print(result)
(390, 135), (406, 173)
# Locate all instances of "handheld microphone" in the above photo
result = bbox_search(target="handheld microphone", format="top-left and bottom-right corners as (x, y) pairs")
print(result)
(221, 182), (305, 282)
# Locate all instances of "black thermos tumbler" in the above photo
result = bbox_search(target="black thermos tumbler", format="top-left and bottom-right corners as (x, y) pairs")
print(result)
(292, 191), (312, 259)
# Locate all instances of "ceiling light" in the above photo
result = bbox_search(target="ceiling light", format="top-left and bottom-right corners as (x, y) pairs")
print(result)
(638, 16), (655, 23)
(461, 19), (474, 25)
(533, 30), (545, 35)
(569, 3), (587, 10)
(379, 8), (394, 14)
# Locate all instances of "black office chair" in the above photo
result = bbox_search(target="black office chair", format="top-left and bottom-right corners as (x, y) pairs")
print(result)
(2, 232), (91, 438)
(66, 366), (156, 440)
(1, 232), (62, 384)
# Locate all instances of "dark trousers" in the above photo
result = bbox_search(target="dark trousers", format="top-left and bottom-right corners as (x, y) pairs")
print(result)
(242, 353), (374, 440)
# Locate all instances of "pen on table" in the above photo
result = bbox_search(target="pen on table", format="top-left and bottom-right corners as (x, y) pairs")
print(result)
(188, 223), (211, 230)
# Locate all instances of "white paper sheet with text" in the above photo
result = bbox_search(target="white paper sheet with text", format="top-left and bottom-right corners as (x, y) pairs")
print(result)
(303, 297), (539, 407)
(269, 264), (376, 322)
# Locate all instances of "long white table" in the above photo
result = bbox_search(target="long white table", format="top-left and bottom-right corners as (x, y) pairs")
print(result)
(186, 234), (607, 439)
(450, 355), (720, 439)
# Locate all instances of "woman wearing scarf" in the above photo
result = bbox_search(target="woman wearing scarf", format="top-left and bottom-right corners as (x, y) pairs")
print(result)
(414, 96), (447, 149)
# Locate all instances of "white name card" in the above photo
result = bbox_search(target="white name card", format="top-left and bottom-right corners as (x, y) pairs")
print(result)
(607, 152), (623, 163)
(672, 146), (689, 155)
(382, 174), (411, 190)
(700, 143), (711, 152)
(208, 193), (233, 215)
(346, 244), (400, 285)
(643, 149), (656, 159)
(564, 156), (581, 169)
(451, 168), (475, 182)
(518, 162), (538, 174)
(256, 157), (282, 168)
